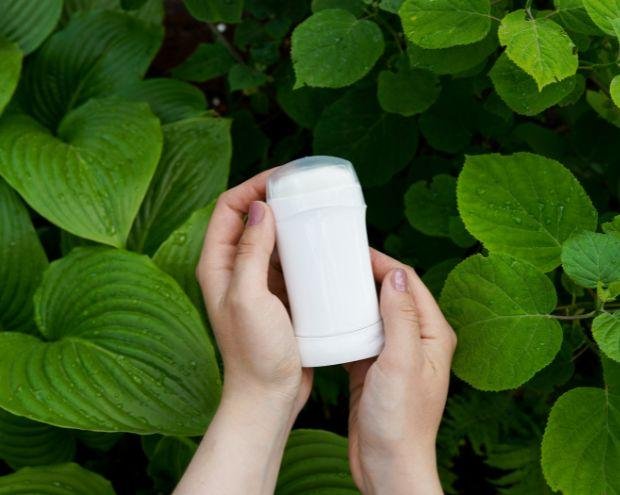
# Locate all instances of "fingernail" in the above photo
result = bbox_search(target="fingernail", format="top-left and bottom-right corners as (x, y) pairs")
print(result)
(392, 268), (407, 292)
(247, 201), (264, 226)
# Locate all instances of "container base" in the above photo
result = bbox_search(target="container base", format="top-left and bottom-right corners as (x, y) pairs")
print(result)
(297, 320), (384, 367)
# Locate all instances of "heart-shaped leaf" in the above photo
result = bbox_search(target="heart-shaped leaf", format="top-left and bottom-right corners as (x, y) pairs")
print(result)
(592, 312), (620, 363)
(0, 408), (74, 469)
(0, 463), (115, 495)
(0, 247), (221, 435)
(0, 179), (48, 333)
(129, 116), (231, 254)
(561, 231), (620, 288)
(0, 38), (21, 116)
(276, 429), (358, 494)
(0, 98), (163, 247)
(0, 0), (62, 54)
(21, 10), (163, 129)
(440, 253), (562, 390)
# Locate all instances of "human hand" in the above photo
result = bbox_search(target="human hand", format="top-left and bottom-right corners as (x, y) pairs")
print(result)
(345, 249), (457, 495)
(196, 169), (312, 417)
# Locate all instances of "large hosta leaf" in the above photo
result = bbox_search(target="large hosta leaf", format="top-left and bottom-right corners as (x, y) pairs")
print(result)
(0, 179), (48, 333)
(440, 254), (562, 390)
(0, 248), (221, 435)
(22, 10), (163, 129)
(0, 463), (115, 494)
(561, 231), (620, 288)
(0, 0), (62, 54)
(0, 38), (21, 115)
(457, 152), (597, 272)
(276, 429), (358, 494)
(0, 408), (74, 469)
(0, 98), (162, 247)
(129, 117), (230, 254)
(541, 357), (620, 494)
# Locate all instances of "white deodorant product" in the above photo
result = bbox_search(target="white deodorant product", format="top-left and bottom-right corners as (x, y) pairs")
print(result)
(266, 156), (384, 367)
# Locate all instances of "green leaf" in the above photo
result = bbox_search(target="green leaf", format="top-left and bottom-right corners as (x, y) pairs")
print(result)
(422, 258), (460, 298)
(0, 38), (21, 116)
(291, 9), (384, 89)
(312, 0), (366, 16)
(592, 312), (620, 362)
(582, 0), (620, 35)
(587, 90), (620, 128)
(119, 78), (207, 124)
(541, 357), (620, 494)
(0, 463), (115, 494)
(487, 442), (552, 495)
(603, 215), (620, 237)
(143, 436), (197, 492)
(129, 116), (230, 255)
(0, 0), (62, 54)
(611, 75), (620, 108)
(0, 247), (221, 435)
(561, 231), (620, 288)
(276, 429), (358, 494)
(313, 88), (418, 186)
(0, 408), (74, 469)
(171, 43), (235, 82)
(183, 0), (244, 23)
(22, 10), (163, 129)
(0, 179), (48, 333)
(75, 431), (122, 451)
(377, 62), (440, 116)
(554, 0), (605, 35)
(407, 28), (498, 75)
(0, 98), (163, 247)
(228, 63), (268, 92)
(490, 54), (577, 116)
(457, 152), (597, 272)
(399, 0), (491, 49)
(153, 203), (215, 312)
(498, 9), (578, 90)
(440, 254), (562, 391)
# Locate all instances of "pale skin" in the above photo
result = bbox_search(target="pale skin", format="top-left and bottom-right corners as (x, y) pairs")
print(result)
(174, 169), (457, 495)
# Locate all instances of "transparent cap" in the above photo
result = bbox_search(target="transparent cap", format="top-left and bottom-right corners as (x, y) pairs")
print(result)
(267, 156), (360, 200)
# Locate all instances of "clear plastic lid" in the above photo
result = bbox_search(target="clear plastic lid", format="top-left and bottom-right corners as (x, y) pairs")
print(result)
(267, 156), (360, 201)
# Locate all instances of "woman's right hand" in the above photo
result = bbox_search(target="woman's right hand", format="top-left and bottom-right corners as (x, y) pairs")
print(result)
(345, 249), (457, 495)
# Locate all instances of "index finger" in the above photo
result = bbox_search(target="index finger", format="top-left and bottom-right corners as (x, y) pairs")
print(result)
(197, 168), (277, 309)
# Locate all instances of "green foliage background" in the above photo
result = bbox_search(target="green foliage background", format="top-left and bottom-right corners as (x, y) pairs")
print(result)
(0, 0), (619, 493)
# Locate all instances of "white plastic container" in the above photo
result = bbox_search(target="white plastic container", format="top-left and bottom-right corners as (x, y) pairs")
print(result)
(266, 156), (384, 367)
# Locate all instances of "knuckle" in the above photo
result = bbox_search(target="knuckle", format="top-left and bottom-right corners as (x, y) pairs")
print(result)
(235, 237), (256, 258)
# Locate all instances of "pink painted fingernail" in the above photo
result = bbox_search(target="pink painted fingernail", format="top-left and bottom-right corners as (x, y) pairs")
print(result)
(392, 268), (407, 292)
(247, 201), (264, 226)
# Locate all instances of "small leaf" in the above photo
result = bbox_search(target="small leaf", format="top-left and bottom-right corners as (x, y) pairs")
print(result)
(592, 312), (620, 362)
(0, 98), (163, 247)
(405, 175), (457, 237)
(171, 43), (235, 82)
(312, 0), (366, 16)
(22, 10), (163, 129)
(291, 9), (384, 88)
(400, 0), (491, 49)
(611, 75), (620, 108)
(119, 78), (207, 124)
(582, 0), (620, 35)
(228, 63), (268, 92)
(554, 0), (605, 35)
(0, 408), (74, 469)
(541, 357), (620, 494)
(587, 90), (620, 128)
(457, 152), (597, 272)
(603, 215), (620, 237)
(561, 231), (620, 288)
(440, 253), (562, 391)
(183, 0), (244, 23)
(129, 117), (230, 255)
(153, 202), (216, 312)
(0, 463), (115, 495)
(490, 53), (577, 116)
(276, 429), (358, 494)
(377, 61), (440, 116)
(0, 179), (48, 333)
(313, 87), (418, 186)
(0, 38), (21, 115)
(407, 28), (498, 75)
(0, 0), (62, 54)
(0, 248), (221, 435)
(498, 9), (578, 90)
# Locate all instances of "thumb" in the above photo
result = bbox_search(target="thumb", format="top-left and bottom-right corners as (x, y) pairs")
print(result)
(230, 201), (276, 294)
(379, 268), (421, 363)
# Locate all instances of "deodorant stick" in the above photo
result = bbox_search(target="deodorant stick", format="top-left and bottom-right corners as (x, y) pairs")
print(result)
(266, 156), (384, 367)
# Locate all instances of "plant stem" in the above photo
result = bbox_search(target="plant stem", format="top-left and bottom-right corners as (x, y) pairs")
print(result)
(551, 310), (597, 320)
(206, 23), (244, 64)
